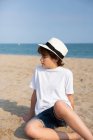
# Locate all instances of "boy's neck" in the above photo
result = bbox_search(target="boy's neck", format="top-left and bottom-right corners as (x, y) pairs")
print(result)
(47, 64), (58, 69)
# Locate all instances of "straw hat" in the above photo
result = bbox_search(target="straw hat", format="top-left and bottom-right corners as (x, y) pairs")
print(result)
(38, 37), (68, 59)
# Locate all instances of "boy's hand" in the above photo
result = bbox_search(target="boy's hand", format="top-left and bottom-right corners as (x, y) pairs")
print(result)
(21, 113), (33, 122)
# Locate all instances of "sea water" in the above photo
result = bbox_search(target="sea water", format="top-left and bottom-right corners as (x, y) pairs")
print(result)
(0, 43), (93, 58)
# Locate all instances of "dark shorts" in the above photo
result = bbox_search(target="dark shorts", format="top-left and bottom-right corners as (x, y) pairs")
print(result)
(33, 107), (67, 129)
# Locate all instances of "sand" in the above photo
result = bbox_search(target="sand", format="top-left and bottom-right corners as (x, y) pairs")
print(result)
(0, 55), (93, 140)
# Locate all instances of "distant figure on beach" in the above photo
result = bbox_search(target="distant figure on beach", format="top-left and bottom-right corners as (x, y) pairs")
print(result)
(23, 38), (93, 139)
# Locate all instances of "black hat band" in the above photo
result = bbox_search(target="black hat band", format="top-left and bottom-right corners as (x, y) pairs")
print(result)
(45, 42), (64, 59)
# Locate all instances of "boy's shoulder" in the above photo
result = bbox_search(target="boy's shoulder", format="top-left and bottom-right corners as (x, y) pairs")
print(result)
(62, 67), (73, 76)
(62, 67), (72, 72)
(34, 65), (44, 73)
(35, 65), (43, 70)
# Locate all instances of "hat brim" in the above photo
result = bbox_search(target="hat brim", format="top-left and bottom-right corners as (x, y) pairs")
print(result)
(38, 44), (62, 59)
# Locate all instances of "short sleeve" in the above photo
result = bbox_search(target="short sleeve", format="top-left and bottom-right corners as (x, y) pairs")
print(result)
(65, 70), (74, 94)
(29, 73), (36, 89)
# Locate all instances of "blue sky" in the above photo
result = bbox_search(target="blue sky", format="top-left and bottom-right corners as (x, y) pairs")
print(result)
(0, 0), (93, 43)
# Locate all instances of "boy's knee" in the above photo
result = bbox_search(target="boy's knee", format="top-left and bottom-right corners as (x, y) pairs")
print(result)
(24, 123), (36, 138)
(54, 100), (66, 110)
(54, 100), (67, 117)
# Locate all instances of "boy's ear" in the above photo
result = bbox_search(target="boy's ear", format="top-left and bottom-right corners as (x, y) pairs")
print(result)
(55, 59), (58, 63)
(56, 57), (59, 62)
(53, 58), (58, 63)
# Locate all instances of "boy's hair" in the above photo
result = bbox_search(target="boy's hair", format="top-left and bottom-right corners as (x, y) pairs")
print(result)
(38, 46), (64, 66)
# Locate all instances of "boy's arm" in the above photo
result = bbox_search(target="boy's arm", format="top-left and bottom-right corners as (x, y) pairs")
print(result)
(67, 94), (74, 109)
(23, 90), (37, 122)
(29, 90), (37, 117)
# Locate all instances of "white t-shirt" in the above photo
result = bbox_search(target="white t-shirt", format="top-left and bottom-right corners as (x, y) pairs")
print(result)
(30, 66), (74, 115)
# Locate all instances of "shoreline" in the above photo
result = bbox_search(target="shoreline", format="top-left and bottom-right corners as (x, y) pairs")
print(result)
(0, 53), (93, 59)
(0, 55), (93, 139)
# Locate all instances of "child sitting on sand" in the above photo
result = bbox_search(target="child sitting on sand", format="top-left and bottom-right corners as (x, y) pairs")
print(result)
(23, 37), (93, 139)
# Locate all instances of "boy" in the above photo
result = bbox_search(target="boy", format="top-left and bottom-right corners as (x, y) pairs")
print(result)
(23, 38), (93, 139)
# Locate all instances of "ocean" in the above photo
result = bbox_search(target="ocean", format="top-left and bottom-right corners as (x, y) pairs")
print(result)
(0, 43), (93, 58)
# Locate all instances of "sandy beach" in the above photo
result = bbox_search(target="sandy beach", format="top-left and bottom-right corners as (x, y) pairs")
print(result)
(0, 55), (93, 140)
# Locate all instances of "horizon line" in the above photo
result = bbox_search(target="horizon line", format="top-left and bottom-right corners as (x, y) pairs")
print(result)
(0, 42), (93, 44)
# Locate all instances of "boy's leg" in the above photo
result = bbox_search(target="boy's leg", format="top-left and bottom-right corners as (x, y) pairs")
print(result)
(25, 119), (81, 140)
(54, 100), (93, 140)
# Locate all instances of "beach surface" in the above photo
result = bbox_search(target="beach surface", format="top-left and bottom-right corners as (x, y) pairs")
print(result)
(0, 55), (93, 140)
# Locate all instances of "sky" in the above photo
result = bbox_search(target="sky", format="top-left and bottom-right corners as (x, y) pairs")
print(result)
(0, 0), (93, 43)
